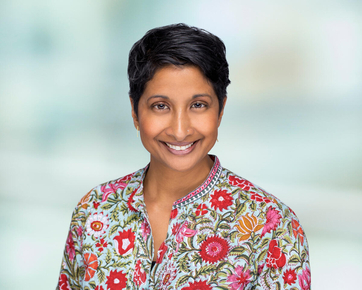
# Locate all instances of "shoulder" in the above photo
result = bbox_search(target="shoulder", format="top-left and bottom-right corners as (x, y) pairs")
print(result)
(221, 167), (303, 232)
(75, 168), (144, 213)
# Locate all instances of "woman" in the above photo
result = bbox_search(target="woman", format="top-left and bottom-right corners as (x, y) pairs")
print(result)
(57, 24), (310, 290)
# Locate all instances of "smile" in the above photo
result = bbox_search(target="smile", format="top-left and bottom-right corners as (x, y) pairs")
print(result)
(165, 142), (195, 151)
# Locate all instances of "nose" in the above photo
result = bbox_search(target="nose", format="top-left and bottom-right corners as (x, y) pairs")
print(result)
(166, 110), (193, 141)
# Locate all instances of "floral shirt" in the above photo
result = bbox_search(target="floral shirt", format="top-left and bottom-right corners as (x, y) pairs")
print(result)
(57, 156), (311, 290)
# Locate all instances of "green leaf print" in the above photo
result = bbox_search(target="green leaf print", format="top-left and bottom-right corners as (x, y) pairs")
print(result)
(97, 269), (106, 283)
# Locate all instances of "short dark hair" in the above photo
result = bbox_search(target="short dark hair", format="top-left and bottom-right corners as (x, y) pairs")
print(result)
(128, 23), (230, 116)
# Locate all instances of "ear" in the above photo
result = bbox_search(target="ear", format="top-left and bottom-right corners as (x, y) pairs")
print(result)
(218, 97), (227, 127)
(129, 97), (139, 129)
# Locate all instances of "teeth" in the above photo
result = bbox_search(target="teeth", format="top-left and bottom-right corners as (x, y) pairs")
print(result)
(166, 142), (194, 151)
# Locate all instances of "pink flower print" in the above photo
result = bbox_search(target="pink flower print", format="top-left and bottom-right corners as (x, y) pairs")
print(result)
(141, 220), (150, 240)
(298, 267), (311, 290)
(176, 221), (197, 244)
(261, 207), (281, 236)
(101, 184), (115, 203)
(257, 263), (265, 275)
(76, 226), (83, 238)
(66, 231), (75, 261)
(101, 174), (133, 202)
(227, 266), (251, 290)
(175, 221), (197, 251)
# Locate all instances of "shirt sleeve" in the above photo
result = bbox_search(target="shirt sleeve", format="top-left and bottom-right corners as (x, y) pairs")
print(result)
(56, 204), (87, 290)
(252, 205), (311, 290)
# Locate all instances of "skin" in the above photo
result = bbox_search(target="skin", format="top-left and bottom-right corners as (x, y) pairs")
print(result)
(130, 65), (226, 260)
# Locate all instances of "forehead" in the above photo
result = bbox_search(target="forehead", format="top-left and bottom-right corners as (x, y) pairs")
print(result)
(142, 65), (216, 98)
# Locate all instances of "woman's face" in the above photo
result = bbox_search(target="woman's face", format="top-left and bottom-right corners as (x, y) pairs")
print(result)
(131, 65), (226, 173)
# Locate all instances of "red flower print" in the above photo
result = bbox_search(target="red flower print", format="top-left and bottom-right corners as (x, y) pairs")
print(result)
(172, 223), (181, 235)
(83, 253), (98, 281)
(114, 229), (135, 256)
(228, 175), (254, 191)
(298, 267), (311, 290)
(200, 236), (229, 264)
(93, 201), (100, 209)
(95, 287), (104, 290)
(66, 231), (75, 261)
(227, 266), (251, 290)
(283, 269), (297, 285)
(292, 219), (304, 245)
(170, 208), (178, 219)
(156, 242), (168, 263)
(95, 238), (108, 252)
(181, 280), (212, 290)
(261, 207), (281, 236)
(289, 207), (296, 216)
(266, 240), (286, 269)
(133, 260), (147, 286)
(127, 188), (137, 212)
(58, 274), (71, 290)
(195, 204), (208, 216)
(250, 192), (271, 204)
(210, 189), (233, 211)
(106, 269), (127, 290)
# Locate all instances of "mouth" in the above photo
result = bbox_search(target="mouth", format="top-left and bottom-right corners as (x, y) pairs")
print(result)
(161, 140), (199, 155)
(165, 142), (195, 151)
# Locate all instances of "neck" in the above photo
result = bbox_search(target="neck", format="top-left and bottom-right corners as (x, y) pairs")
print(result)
(143, 155), (214, 206)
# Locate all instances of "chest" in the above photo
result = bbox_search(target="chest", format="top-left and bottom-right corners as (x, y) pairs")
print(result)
(78, 199), (266, 289)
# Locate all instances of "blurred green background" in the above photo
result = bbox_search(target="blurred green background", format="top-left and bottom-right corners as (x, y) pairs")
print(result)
(1, 1), (361, 289)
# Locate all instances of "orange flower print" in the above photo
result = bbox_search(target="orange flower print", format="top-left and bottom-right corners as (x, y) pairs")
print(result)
(292, 219), (304, 245)
(83, 253), (98, 281)
(77, 190), (91, 209)
(236, 213), (264, 241)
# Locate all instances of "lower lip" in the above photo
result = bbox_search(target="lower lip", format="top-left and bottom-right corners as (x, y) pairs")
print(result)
(162, 141), (198, 155)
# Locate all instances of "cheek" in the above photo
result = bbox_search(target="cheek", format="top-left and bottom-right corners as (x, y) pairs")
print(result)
(196, 117), (219, 136)
(139, 116), (163, 140)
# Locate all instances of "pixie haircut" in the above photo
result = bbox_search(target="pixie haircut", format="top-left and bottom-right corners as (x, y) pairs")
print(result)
(128, 23), (230, 116)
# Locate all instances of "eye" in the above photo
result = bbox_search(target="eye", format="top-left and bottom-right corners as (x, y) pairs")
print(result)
(191, 102), (207, 109)
(153, 103), (169, 110)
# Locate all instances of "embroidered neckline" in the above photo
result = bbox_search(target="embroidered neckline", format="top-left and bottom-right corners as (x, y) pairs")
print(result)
(172, 156), (222, 209)
(130, 155), (222, 210)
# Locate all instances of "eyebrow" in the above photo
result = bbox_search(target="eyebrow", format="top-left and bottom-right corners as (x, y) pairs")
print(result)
(147, 94), (212, 101)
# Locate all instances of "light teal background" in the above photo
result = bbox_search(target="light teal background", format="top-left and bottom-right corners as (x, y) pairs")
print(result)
(1, 1), (361, 289)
